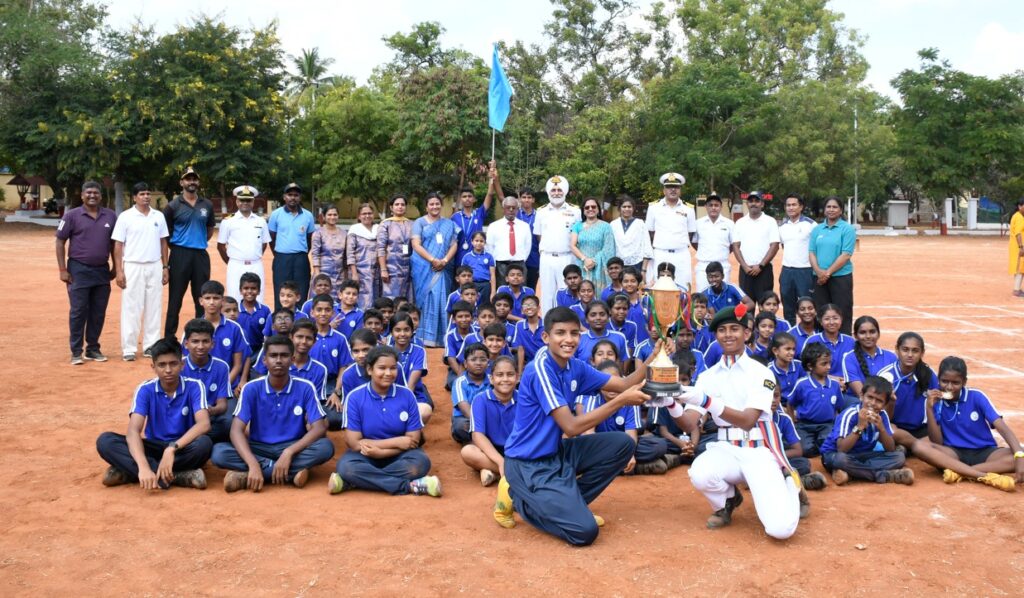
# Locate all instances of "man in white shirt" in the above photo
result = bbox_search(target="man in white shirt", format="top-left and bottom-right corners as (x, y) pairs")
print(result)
(217, 185), (270, 303)
(777, 193), (817, 324)
(486, 196), (533, 288)
(646, 172), (697, 290)
(693, 193), (734, 292)
(731, 191), (780, 304)
(112, 182), (169, 361)
(534, 176), (581, 313)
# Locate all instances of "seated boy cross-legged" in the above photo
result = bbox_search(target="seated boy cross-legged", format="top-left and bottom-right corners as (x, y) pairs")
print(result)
(96, 338), (212, 490)
(211, 335), (335, 492)
(496, 307), (657, 546)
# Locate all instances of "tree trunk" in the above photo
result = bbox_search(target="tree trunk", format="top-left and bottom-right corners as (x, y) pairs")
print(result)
(114, 179), (126, 214)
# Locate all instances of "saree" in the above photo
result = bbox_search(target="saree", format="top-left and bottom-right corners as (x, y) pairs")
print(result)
(411, 216), (457, 346)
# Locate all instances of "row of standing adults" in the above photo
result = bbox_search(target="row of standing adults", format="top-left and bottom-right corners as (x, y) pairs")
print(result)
(55, 165), (857, 363)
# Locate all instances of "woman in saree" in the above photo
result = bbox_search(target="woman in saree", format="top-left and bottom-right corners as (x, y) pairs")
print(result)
(377, 194), (414, 302)
(569, 196), (616, 294)
(346, 203), (381, 309)
(411, 192), (458, 347)
(310, 204), (347, 296)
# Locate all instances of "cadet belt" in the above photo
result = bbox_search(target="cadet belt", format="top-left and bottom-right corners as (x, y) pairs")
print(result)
(542, 251), (569, 257)
(718, 427), (765, 443)
(656, 248), (687, 253)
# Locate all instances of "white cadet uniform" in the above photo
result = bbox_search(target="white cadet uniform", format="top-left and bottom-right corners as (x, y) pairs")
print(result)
(535, 202), (581, 313)
(112, 205), (168, 357)
(218, 210), (271, 304)
(646, 197), (697, 290)
(693, 214), (734, 291)
(686, 353), (800, 540)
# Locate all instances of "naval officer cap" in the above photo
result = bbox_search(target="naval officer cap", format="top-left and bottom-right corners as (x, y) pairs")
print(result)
(233, 185), (258, 200)
(660, 172), (685, 187)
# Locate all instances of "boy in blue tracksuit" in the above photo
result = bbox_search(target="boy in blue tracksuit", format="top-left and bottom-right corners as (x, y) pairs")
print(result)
(495, 307), (655, 546)
(451, 343), (492, 445)
(96, 338), (212, 490)
(211, 335), (335, 491)
(181, 318), (232, 442)
(788, 343), (843, 457)
(820, 376), (913, 485)
(236, 273), (271, 356)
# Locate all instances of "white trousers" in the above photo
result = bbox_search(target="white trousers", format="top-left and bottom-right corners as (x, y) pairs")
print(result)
(695, 260), (732, 292)
(121, 261), (163, 356)
(688, 442), (800, 540)
(539, 252), (573, 314)
(226, 259), (266, 305)
(649, 248), (693, 292)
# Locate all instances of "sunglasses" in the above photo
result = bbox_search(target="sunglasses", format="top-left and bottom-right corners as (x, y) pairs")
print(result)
(584, 205), (599, 210)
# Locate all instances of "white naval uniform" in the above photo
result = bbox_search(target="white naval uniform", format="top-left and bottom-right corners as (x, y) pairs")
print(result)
(693, 215), (734, 291)
(646, 198), (697, 290)
(534, 202), (581, 313)
(218, 212), (271, 303)
(685, 353), (800, 540)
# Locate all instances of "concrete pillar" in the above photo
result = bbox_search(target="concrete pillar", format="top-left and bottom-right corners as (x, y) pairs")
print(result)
(967, 197), (978, 230)
(944, 197), (953, 229)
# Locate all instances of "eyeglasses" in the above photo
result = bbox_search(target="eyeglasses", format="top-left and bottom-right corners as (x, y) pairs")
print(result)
(584, 205), (598, 210)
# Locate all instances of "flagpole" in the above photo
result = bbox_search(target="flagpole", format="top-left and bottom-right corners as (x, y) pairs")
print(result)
(491, 129), (496, 162)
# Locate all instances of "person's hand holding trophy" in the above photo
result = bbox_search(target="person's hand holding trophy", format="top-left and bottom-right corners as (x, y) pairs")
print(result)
(641, 275), (689, 407)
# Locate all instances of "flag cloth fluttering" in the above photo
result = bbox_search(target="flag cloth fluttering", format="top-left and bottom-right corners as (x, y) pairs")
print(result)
(489, 44), (513, 132)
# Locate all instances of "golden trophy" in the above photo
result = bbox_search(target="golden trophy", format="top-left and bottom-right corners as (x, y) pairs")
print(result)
(642, 275), (687, 403)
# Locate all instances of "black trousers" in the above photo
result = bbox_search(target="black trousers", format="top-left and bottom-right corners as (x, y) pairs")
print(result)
(165, 246), (210, 338)
(96, 432), (212, 482)
(66, 259), (111, 355)
(272, 252), (311, 311)
(739, 263), (774, 305)
(812, 273), (854, 335)
(525, 264), (539, 291)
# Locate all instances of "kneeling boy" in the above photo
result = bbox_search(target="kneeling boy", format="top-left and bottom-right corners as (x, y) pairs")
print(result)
(497, 307), (654, 546)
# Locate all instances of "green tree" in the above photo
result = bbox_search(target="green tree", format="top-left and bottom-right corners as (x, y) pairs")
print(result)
(892, 49), (1024, 204)
(756, 81), (896, 212)
(299, 84), (403, 211)
(0, 0), (111, 200)
(543, 99), (641, 198)
(285, 47), (342, 115)
(105, 17), (289, 199)
(677, 0), (867, 90)
(638, 59), (762, 200)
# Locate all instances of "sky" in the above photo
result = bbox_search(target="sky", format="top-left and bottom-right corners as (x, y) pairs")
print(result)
(102, 0), (1024, 99)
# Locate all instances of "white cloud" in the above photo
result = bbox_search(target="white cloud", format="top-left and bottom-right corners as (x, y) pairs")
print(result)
(964, 22), (1024, 77)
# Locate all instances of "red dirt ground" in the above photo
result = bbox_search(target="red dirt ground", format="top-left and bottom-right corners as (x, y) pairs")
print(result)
(1, 222), (1022, 596)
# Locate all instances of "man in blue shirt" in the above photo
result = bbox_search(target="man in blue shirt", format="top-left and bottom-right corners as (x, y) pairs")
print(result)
(211, 335), (335, 491)
(496, 307), (654, 546)
(163, 167), (216, 338)
(96, 338), (212, 490)
(268, 182), (315, 310)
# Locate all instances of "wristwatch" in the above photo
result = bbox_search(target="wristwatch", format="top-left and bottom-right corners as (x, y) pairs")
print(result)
(851, 427), (864, 435)
(1014, 451), (1024, 460)
(167, 441), (179, 451)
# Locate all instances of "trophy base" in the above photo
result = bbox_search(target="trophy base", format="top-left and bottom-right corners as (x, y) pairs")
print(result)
(642, 380), (682, 402)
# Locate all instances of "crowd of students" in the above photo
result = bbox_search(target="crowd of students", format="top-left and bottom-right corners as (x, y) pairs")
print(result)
(95, 248), (1024, 546)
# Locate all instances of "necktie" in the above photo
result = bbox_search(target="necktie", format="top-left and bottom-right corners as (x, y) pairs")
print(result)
(508, 220), (516, 256)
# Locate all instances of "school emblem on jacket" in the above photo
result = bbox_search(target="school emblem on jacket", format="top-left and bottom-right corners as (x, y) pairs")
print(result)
(222, 338), (231, 347)
(210, 383), (218, 392)
(181, 406), (190, 416)
(200, 208), (208, 217)
(970, 411), (979, 421)
(571, 380), (578, 392)
(293, 405), (304, 416)
(615, 416), (625, 426)
(400, 411), (409, 422)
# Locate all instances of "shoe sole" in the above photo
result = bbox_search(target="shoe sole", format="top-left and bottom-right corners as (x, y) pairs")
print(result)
(83, 355), (108, 362)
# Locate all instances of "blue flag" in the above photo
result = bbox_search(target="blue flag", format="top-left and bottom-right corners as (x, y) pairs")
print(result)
(489, 44), (513, 132)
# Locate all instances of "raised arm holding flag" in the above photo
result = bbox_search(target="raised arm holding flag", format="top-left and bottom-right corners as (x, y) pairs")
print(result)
(489, 43), (514, 160)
